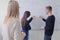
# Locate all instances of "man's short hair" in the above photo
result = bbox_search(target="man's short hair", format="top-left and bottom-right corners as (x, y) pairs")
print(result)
(46, 6), (52, 11)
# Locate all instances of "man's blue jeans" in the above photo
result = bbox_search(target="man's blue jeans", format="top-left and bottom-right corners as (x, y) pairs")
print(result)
(44, 35), (51, 40)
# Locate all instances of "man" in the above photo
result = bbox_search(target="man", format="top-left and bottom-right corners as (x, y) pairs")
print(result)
(40, 6), (55, 40)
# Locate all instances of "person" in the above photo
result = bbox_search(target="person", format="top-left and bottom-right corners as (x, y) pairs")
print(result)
(2, 0), (22, 40)
(40, 6), (55, 40)
(21, 11), (35, 40)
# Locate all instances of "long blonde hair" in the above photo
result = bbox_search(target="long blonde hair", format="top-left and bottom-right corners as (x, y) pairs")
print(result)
(4, 0), (19, 23)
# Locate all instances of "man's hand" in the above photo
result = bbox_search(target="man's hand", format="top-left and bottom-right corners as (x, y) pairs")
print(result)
(39, 16), (44, 19)
(40, 26), (45, 30)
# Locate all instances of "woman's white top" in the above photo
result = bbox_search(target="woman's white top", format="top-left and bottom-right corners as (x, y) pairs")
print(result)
(2, 18), (22, 40)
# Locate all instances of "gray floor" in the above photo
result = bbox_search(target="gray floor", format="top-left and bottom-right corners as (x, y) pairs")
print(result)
(0, 30), (60, 40)
(29, 30), (60, 40)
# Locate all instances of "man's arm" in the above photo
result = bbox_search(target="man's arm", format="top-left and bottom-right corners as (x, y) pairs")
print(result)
(42, 18), (46, 22)
(40, 16), (46, 22)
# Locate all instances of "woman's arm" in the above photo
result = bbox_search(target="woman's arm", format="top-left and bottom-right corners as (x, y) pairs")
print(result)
(28, 17), (33, 23)
(28, 16), (35, 23)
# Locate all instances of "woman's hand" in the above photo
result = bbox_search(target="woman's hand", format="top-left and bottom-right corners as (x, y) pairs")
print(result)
(32, 16), (36, 19)
(22, 32), (26, 40)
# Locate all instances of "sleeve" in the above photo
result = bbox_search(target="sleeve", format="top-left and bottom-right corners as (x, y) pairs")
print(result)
(28, 17), (33, 23)
(13, 21), (22, 40)
(42, 18), (46, 22)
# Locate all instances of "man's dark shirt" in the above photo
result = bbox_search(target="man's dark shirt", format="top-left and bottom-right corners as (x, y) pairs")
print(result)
(43, 15), (55, 36)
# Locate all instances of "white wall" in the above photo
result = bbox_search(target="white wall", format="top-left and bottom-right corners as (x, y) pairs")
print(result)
(0, 0), (9, 40)
(20, 0), (60, 30)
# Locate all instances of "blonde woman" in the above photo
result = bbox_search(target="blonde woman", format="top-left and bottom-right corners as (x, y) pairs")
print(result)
(2, 0), (22, 40)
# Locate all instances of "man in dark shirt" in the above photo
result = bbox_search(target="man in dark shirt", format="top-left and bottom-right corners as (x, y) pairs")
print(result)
(40, 6), (55, 40)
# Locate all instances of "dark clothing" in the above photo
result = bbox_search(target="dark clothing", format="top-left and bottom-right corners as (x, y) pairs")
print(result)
(23, 31), (29, 40)
(22, 17), (33, 32)
(22, 17), (33, 40)
(43, 15), (55, 36)
(44, 35), (51, 40)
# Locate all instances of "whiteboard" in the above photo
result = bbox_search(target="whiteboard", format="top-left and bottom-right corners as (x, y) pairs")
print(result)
(19, 0), (60, 30)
